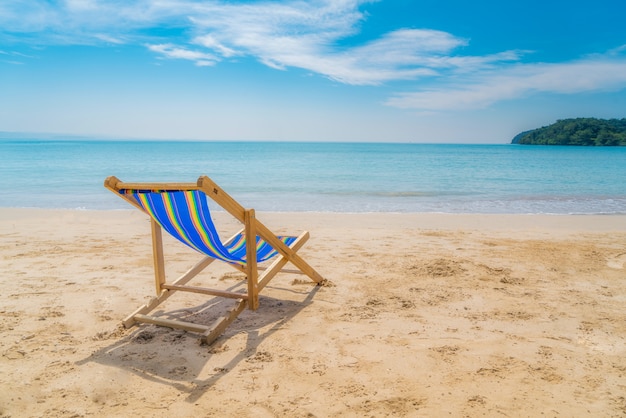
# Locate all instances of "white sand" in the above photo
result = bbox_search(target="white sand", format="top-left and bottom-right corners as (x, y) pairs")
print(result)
(1, 208), (626, 417)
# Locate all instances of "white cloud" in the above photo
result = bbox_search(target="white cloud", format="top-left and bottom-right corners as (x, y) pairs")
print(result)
(64, 0), (100, 12)
(3, 0), (626, 108)
(385, 57), (626, 110)
(0, 1), (522, 83)
(0, 49), (33, 64)
(94, 34), (126, 44)
(318, 30), (522, 85)
(147, 43), (218, 66)
(607, 44), (626, 55)
(194, 34), (237, 58)
(187, 3), (521, 85)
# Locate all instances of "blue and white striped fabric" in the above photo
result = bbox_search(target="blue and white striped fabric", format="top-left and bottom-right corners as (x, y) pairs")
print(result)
(123, 189), (295, 265)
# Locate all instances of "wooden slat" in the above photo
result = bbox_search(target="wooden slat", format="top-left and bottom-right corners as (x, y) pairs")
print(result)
(162, 284), (248, 300)
(114, 181), (198, 191)
(257, 266), (303, 275)
(133, 314), (209, 334)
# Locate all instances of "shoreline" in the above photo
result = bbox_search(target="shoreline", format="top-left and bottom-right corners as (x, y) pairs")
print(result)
(2, 208), (626, 416)
(3, 207), (626, 232)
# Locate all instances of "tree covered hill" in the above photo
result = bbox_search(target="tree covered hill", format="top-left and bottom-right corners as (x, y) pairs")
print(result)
(512, 118), (626, 146)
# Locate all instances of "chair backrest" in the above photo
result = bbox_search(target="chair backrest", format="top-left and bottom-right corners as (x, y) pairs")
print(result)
(123, 189), (295, 264)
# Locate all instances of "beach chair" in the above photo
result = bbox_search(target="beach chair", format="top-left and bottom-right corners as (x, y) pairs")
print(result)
(104, 175), (325, 344)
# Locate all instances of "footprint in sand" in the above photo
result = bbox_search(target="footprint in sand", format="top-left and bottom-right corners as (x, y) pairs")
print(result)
(607, 253), (626, 270)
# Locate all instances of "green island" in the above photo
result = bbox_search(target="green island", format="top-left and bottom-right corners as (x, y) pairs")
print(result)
(512, 118), (626, 146)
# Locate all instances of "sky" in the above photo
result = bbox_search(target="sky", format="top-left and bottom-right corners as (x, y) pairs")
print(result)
(1, 0), (626, 143)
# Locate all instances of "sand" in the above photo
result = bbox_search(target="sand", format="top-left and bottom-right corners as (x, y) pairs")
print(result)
(1, 208), (626, 417)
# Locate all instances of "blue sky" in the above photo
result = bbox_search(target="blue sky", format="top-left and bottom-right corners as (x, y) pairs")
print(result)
(1, 0), (625, 143)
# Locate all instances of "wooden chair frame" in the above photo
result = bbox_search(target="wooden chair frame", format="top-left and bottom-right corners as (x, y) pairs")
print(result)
(104, 175), (324, 344)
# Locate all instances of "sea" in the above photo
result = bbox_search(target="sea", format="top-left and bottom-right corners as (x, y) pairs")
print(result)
(1, 139), (625, 214)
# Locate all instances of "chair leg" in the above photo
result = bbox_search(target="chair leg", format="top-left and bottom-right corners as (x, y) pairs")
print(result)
(150, 219), (166, 295)
(245, 209), (259, 310)
(200, 299), (247, 345)
(254, 222), (325, 284)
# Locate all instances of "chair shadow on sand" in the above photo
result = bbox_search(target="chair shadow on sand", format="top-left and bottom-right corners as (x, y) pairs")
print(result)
(77, 280), (321, 404)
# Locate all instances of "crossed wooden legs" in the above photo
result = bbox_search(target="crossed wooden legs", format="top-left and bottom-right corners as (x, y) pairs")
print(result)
(123, 219), (320, 345)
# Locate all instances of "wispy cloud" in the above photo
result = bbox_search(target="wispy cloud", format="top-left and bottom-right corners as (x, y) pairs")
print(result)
(385, 55), (626, 110)
(147, 43), (218, 66)
(0, 0), (519, 85)
(0, 48), (33, 64)
(148, 2), (521, 85)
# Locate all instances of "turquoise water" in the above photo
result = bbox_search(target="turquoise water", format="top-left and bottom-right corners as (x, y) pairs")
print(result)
(1, 139), (625, 214)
